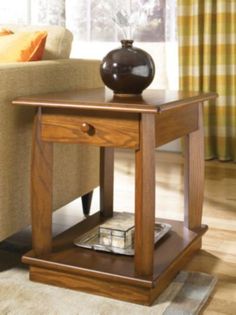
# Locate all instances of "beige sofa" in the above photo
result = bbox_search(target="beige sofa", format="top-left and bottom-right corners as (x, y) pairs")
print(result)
(0, 25), (103, 241)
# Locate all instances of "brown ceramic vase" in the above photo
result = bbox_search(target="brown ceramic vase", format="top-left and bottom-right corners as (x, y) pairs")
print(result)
(100, 40), (155, 95)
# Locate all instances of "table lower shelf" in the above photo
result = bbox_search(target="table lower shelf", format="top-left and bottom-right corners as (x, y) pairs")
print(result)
(22, 212), (207, 305)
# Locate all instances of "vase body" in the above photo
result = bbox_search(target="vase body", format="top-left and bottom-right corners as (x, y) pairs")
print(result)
(100, 40), (155, 95)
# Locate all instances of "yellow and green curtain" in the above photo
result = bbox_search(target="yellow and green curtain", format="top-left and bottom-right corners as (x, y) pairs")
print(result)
(178, 0), (236, 161)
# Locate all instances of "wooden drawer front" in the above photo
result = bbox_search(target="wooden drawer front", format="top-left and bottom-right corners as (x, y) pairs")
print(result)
(41, 110), (139, 148)
(155, 103), (199, 147)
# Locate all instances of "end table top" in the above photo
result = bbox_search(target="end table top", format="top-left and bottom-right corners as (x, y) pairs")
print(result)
(12, 88), (217, 114)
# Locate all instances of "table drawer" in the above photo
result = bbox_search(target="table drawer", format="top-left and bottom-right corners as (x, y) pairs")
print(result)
(41, 109), (140, 148)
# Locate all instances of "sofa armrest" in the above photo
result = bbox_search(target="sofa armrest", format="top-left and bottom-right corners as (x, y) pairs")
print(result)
(0, 59), (103, 100)
(0, 59), (101, 241)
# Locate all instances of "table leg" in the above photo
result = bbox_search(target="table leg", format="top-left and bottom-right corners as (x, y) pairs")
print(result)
(184, 103), (204, 230)
(135, 113), (155, 276)
(100, 147), (114, 217)
(31, 108), (53, 256)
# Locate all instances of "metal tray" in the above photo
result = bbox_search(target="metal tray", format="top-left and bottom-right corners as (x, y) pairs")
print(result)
(73, 219), (171, 256)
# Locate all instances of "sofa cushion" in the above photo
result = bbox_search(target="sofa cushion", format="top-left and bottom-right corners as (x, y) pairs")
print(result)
(0, 25), (73, 60)
(0, 31), (47, 62)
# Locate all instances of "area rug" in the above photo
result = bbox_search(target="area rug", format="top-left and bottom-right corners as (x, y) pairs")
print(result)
(0, 260), (217, 315)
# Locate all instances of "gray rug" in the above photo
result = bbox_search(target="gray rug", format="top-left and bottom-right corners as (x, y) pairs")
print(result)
(0, 257), (217, 315)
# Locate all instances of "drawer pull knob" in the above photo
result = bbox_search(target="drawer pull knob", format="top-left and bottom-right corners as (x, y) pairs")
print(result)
(81, 122), (94, 135)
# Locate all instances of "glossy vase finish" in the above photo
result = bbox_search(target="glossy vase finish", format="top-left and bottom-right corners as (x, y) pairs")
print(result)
(100, 40), (155, 95)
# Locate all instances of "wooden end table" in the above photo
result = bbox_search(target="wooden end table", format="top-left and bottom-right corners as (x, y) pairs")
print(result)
(13, 88), (217, 305)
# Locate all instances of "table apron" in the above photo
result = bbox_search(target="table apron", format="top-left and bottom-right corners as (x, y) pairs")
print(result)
(40, 103), (200, 149)
(155, 103), (199, 147)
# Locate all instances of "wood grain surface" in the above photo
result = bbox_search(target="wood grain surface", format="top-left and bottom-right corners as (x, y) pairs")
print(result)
(41, 109), (139, 148)
(184, 103), (204, 230)
(31, 108), (53, 256)
(100, 147), (114, 218)
(12, 88), (217, 113)
(16, 89), (218, 306)
(30, 266), (151, 305)
(22, 215), (207, 305)
(155, 103), (199, 147)
(135, 113), (156, 276)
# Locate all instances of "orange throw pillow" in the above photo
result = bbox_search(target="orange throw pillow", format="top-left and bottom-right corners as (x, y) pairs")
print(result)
(0, 31), (47, 62)
(0, 28), (14, 36)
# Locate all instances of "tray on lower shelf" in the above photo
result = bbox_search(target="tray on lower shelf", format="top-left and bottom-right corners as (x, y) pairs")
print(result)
(73, 213), (171, 256)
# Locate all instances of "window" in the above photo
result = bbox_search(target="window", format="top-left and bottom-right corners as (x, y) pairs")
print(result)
(0, 0), (31, 24)
(66, 0), (175, 42)
(66, 0), (178, 90)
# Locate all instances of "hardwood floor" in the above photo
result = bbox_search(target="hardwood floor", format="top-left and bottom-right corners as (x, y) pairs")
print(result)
(1, 150), (236, 313)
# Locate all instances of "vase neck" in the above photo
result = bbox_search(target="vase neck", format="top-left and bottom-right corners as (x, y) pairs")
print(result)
(121, 40), (133, 48)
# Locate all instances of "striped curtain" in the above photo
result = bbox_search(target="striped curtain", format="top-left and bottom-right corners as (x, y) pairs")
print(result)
(178, 0), (236, 161)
